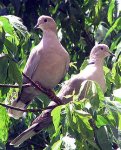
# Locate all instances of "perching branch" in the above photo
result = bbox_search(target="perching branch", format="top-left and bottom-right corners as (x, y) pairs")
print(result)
(0, 72), (62, 112)
(0, 83), (31, 88)
(22, 72), (63, 105)
(0, 102), (57, 113)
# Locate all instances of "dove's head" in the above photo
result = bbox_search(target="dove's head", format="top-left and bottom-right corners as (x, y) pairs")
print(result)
(90, 44), (114, 60)
(34, 15), (57, 32)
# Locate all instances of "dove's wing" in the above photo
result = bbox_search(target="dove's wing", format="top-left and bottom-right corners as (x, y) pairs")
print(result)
(23, 43), (42, 83)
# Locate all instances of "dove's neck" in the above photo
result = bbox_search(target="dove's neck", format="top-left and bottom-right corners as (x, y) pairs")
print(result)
(89, 56), (104, 68)
(43, 30), (57, 39)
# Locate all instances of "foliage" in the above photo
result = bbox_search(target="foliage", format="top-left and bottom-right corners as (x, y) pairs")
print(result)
(0, 0), (121, 149)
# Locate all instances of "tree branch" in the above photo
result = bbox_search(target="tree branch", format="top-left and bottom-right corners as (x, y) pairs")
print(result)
(0, 102), (57, 113)
(22, 73), (63, 105)
(0, 73), (62, 113)
(0, 83), (31, 88)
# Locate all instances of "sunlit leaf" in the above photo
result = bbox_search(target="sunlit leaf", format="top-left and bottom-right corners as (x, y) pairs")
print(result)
(96, 115), (109, 127)
(79, 80), (104, 109)
(0, 106), (9, 143)
(0, 16), (15, 35)
(95, 0), (102, 17)
(104, 17), (121, 40)
(51, 140), (62, 150)
(5, 15), (29, 38)
(113, 88), (121, 98)
(108, 0), (115, 25)
(51, 105), (62, 133)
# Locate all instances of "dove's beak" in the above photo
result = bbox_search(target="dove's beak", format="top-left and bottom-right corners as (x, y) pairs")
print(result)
(34, 23), (39, 29)
(108, 51), (115, 57)
(105, 49), (115, 57)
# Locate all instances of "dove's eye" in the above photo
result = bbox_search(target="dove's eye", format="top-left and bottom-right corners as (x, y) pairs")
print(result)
(100, 47), (103, 50)
(44, 19), (47, 22)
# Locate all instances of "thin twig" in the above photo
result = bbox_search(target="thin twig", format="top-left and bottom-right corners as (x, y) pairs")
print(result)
(0, 102), (57, 112)
(0, 83), (31, 88)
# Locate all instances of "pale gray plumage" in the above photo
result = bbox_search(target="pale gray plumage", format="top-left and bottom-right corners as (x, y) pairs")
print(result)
(58, 44), (114, 103)
(10, 44), (114, 147)
(8, 15), (70, 119)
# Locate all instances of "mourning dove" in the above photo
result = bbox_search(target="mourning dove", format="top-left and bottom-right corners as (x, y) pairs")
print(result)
(8, 15), (70, 119)
(10, 44), (114, 147)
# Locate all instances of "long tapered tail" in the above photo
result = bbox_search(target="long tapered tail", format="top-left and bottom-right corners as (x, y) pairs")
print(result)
(10, 111), (52, 147)
(10, 123), (38, 147)
(8, 88), (35, 119)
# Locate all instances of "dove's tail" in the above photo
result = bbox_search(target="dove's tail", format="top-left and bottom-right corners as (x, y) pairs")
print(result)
(8, 99), (27, 119)
(8, 88), (35, 119)
(10, 123), (38, 147)
(10, 108), (53, 147)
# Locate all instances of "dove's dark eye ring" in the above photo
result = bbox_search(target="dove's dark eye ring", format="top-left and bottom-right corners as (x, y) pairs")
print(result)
(44, 19), (47, 22)
(100, 47), (103, 50)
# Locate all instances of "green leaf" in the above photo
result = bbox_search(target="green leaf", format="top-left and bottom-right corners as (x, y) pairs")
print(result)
(104, 17), (121, 40)
(0, 106), (10, 143)
(87, 140), (100, 150)
(76, 115), (93, 139)
(95, 24), (109, 43)
(79, 80), (104, 109)
(105, 99), (121, 114)
(95, 0), (102, 17)
(113, 88), (121, 98)
(8, 60), (22, 85)
(108, 0), (115, 25)
(114, 42), (121, 60)
(103, 66), (113, 92)
(51, 140), (62, 150)
(96, 115), (109, 127)
(112, 62), (121, 88)
(110, 36), (121, 51)
(5, 15), (29, 38)
(0, 55), (8, 83)
(96, 126), (112, 150)
(65, 104), (75, 129)
(0, 23), (5, 53)
(4, 38), (18, 54)
(51, 106), (62, 133)
(0, 16), (15, 35)
(79, 59), (88, 71)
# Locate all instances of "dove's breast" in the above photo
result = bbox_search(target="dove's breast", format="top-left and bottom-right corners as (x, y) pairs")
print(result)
(80, 65), (106, 92)
(32, 49), (67, 89)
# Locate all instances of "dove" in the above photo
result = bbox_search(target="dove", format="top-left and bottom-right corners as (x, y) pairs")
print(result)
(10, 44), (114, 147)
(8, 15), (70, 119)
(57, 44), (114, 103)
